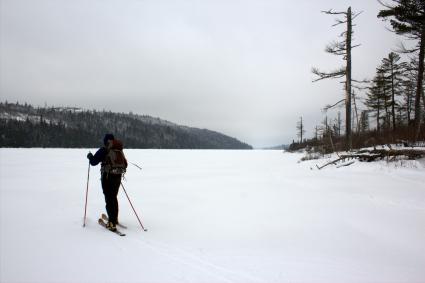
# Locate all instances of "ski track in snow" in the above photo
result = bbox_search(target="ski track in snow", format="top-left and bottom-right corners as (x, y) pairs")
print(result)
(1, 149), (425, 283)
(132, 237), (262, 283)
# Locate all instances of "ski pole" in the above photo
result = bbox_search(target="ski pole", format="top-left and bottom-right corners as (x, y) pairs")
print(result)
(120, 183), (148, 231)
(83, 161), (90, 227)
(129, 162), (142, 170)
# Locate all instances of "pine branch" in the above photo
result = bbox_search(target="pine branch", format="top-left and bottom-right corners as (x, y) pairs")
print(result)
(312, 67), (346, 82)
(325, 41), (347, 55)
(321, 9), (347, 16)
(377, 0), (395, 10)
(395, 41), (420, 54)
(351, 11), (364, 21)
(332, 19), (347, 27)
(323, 99), (346, 112)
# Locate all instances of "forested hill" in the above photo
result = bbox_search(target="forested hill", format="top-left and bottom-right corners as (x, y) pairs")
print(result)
(0, 102), (252, 149)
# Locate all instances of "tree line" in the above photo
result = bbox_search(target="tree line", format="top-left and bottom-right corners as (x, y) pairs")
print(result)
(0, 102), (252, 149)
(292, 1), (425, 152)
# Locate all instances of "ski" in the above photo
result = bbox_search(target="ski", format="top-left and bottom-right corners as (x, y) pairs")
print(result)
(101, 213), (128, 229)
(98, 218), (126, 236)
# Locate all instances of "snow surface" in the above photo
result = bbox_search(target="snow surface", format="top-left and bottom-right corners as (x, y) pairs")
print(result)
(1, 149), (425, 283)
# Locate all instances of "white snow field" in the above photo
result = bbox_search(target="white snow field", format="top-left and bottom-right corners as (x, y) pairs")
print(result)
(1, 148), (425, 283)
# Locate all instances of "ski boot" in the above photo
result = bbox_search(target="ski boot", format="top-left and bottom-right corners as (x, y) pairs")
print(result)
(106, 221), (117, 232)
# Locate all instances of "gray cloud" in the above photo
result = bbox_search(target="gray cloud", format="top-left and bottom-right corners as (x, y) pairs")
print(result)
(0, 0), (400, 147)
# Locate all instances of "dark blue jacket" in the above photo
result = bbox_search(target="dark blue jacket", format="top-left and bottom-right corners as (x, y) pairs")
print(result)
(89, 147), (107, 166)
(89, 133), (115, 166)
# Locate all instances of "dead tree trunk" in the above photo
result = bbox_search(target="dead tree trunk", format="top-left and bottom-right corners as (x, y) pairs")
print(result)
(346, 6), (352, 150)
(312, 6), (360, 151)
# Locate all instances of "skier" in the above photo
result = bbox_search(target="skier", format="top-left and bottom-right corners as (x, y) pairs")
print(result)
(87, 133), (127, 232)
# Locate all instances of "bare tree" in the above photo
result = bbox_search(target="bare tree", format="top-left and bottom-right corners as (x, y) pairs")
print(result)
(312, 7), (362, 150)
(322, 115), (330, 137)
(314, 125), (319, 140)
(333, 111), (342, 137)
(352, 90), (361, 133)
(296, 116), (306, 143)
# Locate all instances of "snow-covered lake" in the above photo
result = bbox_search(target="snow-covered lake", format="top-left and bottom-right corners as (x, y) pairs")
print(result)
(1, 149), (424, 283)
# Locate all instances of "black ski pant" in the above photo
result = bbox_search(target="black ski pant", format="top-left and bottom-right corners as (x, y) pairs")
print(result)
(101, 173), (121, 225)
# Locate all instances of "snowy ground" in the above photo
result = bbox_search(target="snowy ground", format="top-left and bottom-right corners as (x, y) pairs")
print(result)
(1, 149), (425, 283)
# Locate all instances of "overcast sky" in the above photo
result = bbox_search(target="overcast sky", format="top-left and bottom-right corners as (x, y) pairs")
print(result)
(0, 0), (402, 147)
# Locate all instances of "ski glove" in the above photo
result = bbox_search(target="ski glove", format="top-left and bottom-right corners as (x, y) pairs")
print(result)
(87, 152), (93, 160)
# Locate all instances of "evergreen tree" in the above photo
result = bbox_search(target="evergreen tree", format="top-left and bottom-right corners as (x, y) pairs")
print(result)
(378, 52), (406, 130)
(366, 73), (387, 132)
(0, 102), (252, 149)
(378, 0), (425, 140)
(359, 110), (370, 133)
(400, 55), (423, 126)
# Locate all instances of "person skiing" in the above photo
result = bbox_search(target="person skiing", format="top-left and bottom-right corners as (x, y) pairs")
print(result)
(87, 133), (127, 231)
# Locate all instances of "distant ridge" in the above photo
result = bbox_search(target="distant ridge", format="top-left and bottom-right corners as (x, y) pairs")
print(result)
(262, 144), (289, 150)
(0, 101), (252, 149)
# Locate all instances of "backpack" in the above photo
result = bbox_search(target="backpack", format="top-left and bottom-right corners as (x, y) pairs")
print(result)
(102, 139), (128, 175)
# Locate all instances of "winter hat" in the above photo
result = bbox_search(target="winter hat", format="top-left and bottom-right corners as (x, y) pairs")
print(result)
(103, 133), (115, 145)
